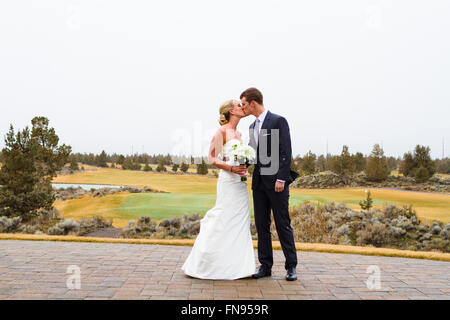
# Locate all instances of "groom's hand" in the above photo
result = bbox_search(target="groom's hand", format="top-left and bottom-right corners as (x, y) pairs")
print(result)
(231, 166), (247, 177)
(275, 180), (285, 192)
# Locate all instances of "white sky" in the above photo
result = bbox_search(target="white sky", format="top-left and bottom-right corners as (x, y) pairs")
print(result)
(0, 0), (449, 159)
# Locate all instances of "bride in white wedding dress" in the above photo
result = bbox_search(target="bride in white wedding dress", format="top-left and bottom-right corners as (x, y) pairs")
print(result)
(181, 100), (256, 280)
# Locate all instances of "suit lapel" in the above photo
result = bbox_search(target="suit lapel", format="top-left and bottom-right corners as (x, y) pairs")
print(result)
(257, 110), (271, 148)
(250, 111), (271, 165)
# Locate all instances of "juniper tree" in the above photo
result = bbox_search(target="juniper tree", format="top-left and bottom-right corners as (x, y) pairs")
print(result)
(366, 144), (390, 182)
(316, 154), (326, 172)
(69, 156), (79, 171)
(399, 152), (415, 177)
(0, 117), (71, 220)
(156, 159), (167, 172)
(96, 150), (108, 167)
(359, 190), (373, 210)
(353, 152), (367, 173)
(180, 162), (189, 173)
(332, 145), (355, 176)
(196, 158), (208, 175)
(399, 145), (435, 181)
(301, 151), (316, 175)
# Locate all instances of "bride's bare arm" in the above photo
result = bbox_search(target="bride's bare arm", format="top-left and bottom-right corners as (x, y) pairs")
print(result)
(208, 129), (231, 171)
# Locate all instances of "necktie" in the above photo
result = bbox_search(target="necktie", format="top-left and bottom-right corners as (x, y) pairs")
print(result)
(254, 119), (260, 146)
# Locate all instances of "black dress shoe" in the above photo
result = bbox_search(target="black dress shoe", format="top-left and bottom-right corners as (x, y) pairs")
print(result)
(252, 266), (272, 279)
(286, 267), (297, 281)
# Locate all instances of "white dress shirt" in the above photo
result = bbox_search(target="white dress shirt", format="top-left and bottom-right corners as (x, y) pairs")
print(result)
(254, 109), (285, 184)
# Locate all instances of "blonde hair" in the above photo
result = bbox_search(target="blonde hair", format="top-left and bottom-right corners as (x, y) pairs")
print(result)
(218, 100), (234, 125)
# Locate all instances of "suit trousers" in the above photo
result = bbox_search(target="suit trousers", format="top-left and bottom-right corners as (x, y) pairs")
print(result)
(252, 180), (298, 270)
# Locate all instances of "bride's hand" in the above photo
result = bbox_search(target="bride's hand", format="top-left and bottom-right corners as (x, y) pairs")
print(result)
(231, 165), (247, 176)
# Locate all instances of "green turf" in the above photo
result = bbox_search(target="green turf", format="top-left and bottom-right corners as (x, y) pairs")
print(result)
(106, 192), (373, 222)
(110, 193), (218, 221)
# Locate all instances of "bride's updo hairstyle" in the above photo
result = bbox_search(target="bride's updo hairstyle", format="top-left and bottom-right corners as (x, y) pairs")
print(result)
(218, 100), (234, 125)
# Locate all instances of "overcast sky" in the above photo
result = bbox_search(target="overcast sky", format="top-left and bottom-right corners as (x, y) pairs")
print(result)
(0, 0), (449, 159)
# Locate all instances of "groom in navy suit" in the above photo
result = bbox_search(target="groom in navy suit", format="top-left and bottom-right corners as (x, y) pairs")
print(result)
(240, 87), (299, 281)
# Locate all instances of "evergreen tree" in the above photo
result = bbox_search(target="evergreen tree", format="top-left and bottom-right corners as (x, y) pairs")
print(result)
(69, 156), (79, 171)
(156, 159), (167, 172)
(301, 151), (316, 175)
(96, 150), (108, 167)
(331, 145), (355, 176)
(353, 152), (367, 173)
(399, 145), (435, 181)
(399, 152), (415, 177)
(172, 163), (179, 172)
(436, 158), (450, 174)
(412, 145), (435, 180)
(117, 154), (125, 165)
(197, 158), (208, 175)
(0, 117), (71, 220)
(122, 157), (141, 170)
(386, 156), (398, 172)
(366, 144), (390, 182)
(415, 166), (430, 183)
(359, 190), (373, 210)
(316, 154), (326, 172)
(180, 162), (189, 173)
(143, 163), (152, 171)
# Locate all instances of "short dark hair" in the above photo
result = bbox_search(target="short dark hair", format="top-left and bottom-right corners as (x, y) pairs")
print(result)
(240, 87), (263, 105)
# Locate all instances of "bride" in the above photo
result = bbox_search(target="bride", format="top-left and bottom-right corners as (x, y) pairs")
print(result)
(181, 100), (256, 280)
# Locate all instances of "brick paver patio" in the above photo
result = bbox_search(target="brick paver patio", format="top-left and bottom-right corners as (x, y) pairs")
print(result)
(0, 240), (449, 300)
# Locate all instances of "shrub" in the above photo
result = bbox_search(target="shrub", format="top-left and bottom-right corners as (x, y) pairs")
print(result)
(78, 216), (112, 235)
(276, 201), (339, 244)
(120, 216), (158, 238)
(36, 207), (61, 220)
(0, 216), (22, 233)
(120, 214), (202, 239)
(356, 223), (392, 247)
(48, 219), (80, 235)
(160, 217), (181, 228)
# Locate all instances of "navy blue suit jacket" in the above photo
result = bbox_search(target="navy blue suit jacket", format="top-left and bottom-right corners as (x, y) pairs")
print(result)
(249, 110), (299, 190)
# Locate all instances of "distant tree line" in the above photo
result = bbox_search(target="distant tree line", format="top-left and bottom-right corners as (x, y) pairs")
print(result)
(291, 144), (447, 183)
(58, 144), (450, 181)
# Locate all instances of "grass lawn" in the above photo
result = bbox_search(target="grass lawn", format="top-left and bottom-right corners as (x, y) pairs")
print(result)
(52, 166), (450, 227)
(53, 166), (219, 194)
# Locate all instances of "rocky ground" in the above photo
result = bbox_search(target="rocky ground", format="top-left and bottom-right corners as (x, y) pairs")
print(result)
(53, 185), (166, 201)
(269, 202), (450, 253)
(290, 171), (450, 193)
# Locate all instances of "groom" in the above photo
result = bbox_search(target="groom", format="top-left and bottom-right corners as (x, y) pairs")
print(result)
(240, 87), (299, 281)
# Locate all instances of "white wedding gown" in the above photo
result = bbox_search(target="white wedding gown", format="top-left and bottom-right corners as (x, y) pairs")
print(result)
(181, 139), (256, 280)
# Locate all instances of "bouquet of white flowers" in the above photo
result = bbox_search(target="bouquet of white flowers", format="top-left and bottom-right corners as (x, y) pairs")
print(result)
(223, 140), (256, 181)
